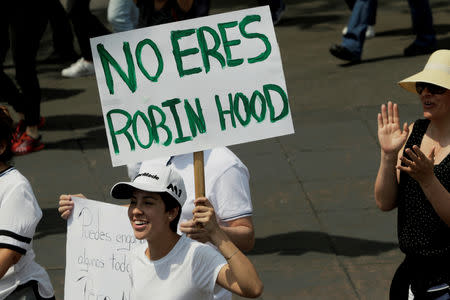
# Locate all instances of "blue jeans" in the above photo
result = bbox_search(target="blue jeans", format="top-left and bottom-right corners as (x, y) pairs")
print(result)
(341, 0), (377, 57)
(341, 0), (436, 57)
(107, 0), (139, 32)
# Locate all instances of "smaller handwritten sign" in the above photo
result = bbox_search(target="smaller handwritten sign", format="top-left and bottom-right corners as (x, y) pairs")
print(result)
(64, 197), (144, 300)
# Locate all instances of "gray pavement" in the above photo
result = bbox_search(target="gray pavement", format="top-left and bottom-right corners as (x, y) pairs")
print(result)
(4, 0), (450, 299)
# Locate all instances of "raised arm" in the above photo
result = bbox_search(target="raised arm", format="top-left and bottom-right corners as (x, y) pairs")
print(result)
(374, 102), (410, 211)
(193, 198), (263, 298)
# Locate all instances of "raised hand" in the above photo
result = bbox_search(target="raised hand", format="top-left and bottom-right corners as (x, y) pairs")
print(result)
(58, 194), (85, 220)
(377, 101), (409, 156)
(397, 145), (435, 184)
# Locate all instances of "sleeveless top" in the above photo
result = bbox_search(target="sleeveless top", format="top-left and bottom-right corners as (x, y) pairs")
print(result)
(397, 119), (450, 292)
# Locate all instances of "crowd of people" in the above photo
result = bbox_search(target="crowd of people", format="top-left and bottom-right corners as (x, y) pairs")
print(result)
(0, 0), (449, 299)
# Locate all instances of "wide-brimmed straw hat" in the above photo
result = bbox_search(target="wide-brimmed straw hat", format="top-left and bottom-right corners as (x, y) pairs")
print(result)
(398, 49), (450, 94)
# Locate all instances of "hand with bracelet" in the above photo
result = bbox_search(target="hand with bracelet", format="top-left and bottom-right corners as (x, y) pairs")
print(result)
(193, 197), (263, 296)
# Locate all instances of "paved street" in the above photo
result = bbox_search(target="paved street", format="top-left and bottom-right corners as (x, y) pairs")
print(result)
(4, 0), (450, 299)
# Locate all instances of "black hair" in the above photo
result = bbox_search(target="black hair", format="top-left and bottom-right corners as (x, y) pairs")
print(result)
(0, 107), (14, 163)
(160, 192), (182, 233)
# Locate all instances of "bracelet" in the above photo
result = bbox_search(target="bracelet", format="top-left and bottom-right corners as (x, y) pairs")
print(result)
(225, 249), (239, 261)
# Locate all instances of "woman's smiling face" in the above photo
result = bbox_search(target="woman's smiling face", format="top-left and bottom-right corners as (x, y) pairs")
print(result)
(419, 87), (450, 120)
(128, 190), (171, 241)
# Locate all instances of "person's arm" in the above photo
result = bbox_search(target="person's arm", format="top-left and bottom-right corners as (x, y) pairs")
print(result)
(374, 102), (410, 211)
(398, 145), (450, 226)
(220, 217), (254, 252)
(179, 216), (255, 252)
(0, 248), (22, 279)
(193, 198), (263, 298)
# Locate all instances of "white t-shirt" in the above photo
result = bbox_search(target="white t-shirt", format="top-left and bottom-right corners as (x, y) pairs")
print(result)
(0, 167), (54, 300)
(129, 147), (253, 300)
(130, 235), (226, 300)
(130, 147), (253, 226)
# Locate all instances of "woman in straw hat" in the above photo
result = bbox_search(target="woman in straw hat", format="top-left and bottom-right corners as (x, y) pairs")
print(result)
(375, 49), (450, 299)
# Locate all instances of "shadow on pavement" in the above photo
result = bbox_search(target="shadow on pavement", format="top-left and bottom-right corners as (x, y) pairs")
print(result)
(41, 87), (85, 102)
(340, 35), (450, 66)
(277, 14), (343, 29)
(250, 231), (398, 257)
(44, 128), (108, 150)
(35, 208), (67, 240)
(41, 114), (104, 131)
(376, 24), (450, 38)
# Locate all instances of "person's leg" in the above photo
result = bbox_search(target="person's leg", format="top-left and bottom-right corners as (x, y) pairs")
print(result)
(330, 0), (375, 61)
(66, 0), (110, 61)
(341, 0), (374, 55)
(63, 0), (110, 77)
(107, 0), (139, 32)
(404, 0), (436, 56)
(0, 7), (26, 116)
(10, 4), (42, 129)
(368, 0), (377, 26)
(47, 0), (78, 56)
(9, 1), (46, 154)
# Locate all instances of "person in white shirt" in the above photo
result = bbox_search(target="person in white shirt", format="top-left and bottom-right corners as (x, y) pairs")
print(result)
(0, 106), (55, 300)
(60, 147), (255, 300)
(110, 163), (263, 299)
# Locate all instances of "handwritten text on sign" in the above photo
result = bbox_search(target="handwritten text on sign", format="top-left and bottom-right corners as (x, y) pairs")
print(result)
(64, 197), (144, 300)
(90, 6), (294, 166)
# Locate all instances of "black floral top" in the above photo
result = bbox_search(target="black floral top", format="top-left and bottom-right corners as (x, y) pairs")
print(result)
(397, 119), (450, 292)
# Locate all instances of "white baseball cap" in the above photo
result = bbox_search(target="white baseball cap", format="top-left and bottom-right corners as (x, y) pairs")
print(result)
(111, 163), (186, 206)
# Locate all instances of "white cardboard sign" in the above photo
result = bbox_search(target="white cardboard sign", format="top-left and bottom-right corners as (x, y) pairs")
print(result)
(90, 6), (294, 167)
(64, 197), (144, 300)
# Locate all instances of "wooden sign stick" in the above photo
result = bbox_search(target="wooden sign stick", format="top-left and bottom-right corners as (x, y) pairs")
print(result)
(193, 151), (205, 198)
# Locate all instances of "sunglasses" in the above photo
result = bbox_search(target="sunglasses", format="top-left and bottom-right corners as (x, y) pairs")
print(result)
(416, 82), (447, 95)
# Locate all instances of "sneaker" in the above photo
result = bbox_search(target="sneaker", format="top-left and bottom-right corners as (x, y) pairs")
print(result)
(13, 117), (46, 142)
(403, 42), (437, 57)
(11, 132), (44, 155)
(329, 44), (361, 62)
(61, 58), (95, 78)
(342, 25), (375, 39)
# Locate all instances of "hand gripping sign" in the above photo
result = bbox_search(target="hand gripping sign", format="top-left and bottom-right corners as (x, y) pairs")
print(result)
(90, 6), (294, 168)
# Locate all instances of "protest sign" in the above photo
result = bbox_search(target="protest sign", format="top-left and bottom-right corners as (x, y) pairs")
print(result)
(64, 197), (144, 300)
(90, 6), (294, 167)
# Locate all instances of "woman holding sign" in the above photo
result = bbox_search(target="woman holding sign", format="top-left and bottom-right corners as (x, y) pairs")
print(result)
(110, 163), (263, 299)
(60, 147), (255, 300)
(0, 106), (55, 299)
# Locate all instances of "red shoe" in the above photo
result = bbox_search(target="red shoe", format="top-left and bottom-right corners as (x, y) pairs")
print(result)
(11, 132), (44, 155)
(14, 117), (46, 141)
